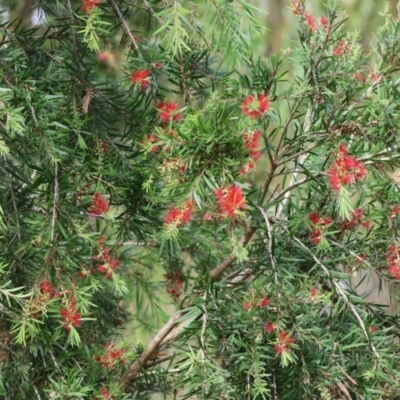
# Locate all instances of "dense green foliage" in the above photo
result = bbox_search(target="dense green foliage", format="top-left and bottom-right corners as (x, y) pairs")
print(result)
(2, 0), (400, 399)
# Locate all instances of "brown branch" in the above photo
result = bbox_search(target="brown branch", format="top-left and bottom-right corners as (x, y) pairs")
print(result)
(119, 312), (181, 388)
(109, 0), (143, 57)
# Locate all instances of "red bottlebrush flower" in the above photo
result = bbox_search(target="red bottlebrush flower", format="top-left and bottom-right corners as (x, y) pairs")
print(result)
(274, 332), (294, 355)
(369, 72), (381, 82)
(319, 16), (328, 28)
(338, 143), (348, 155)
(165, 271), (184, 300)
(97, 50), (118, 65)
(259, 297), (270, 307)
(354, 72), (366, 82)
(249, 150), (261, 161)
(243, 130), (262, 150)
(242, 94), (269, 119)
(274, 344), (289, 354)
(95, 342), (126, 368)
(89, 193), (109, 215)
(202, 212), (214, 221)
(310, 230), (321, 245)
(239, 160), (256, 175)
(340, 208), (363, 231)
(78, 270), (88, 278)
(328, 168), (341, 192)
(332, 40), (350, 56)
(142, 134), (160, 153)
(98, 264), (107, 273)
(165, 207), (182, 225)
(131, 69), (151, 90)
(389, 205), (400, 220)
(327, 145), (367, 192)
(60, 298), (81, 331)
(109, 258), (119, 270)
(215, 184), (246, 218)
(82, 0), (100, 13)
(97, 51), (109, 63)
(157, 101), (182, 123)
(387, 245), (400, 280)
(291, 1), (302, 15)
(164, 200), (193, 227)
(243, 301), (251, 311)
(278, 331), (294, 345)
(40, 280), (55, 297)
(101, 141), (109, 154)
(265, 321), (275, 333)
(304, 12), (317, 32)
(323, 216), (332, 225)
(309, 212), (320, 224)
(310, 286), (318, 297)
(94, 387), (111, 400)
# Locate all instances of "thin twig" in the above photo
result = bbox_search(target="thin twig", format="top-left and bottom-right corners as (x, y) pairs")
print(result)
(257, 206), (278, 287)
(109, 0), (143, 57)
(50, 164), (59, 243)
(292, 236), (380, 359)
(32, 385), (41, 400)
(9, 185), (21, 241)
(276, 107), (313, 217)
(200, 294), (209, 395)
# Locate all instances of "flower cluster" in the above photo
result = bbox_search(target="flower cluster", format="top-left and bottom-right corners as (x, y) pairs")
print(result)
(319, 16), (328, 28)
(60, 297), (81, 331)
(82, 0), (100, 13)
(164, 200), (193, 227)
(92, 238), (119, 279)
(332, 40), (351, 56)
(157, 101), (182, 123)
(264, 321), (275, 334)
(89, 193), (109, 215)
(164, 271), (184, 300)
(339, 208), (363, 231)
(96, 140), (109, 154)
(304, 12), (317, 32)
(162, 157), (186, 175)
(243, 295), (270, 312)
(142, 134), (160, 153)
(309, 212), (332, 245)
(327, 144), (367, 192)
(354, 72), (366, 82)
(241, 94), (269, 119)
(94, 342), (126, 368)
(40, 280), (55, 298)
(389, 205), (400, 220)
(215, 185), (246, 219)
(387, 245), (400, 280)
(94, 387), (111, 400)
(310, 286), (318, 298)
(274, 331), (295, 355)
(240, 130), (262, 175)
(291, 1), (302, 15)
(97, 50), (118, 65)
(131, 69), (151, 90)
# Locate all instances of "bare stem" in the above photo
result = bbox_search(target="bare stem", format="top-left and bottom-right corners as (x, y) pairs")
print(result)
(292, 236), (380, 359)
(109, 0), (143, 57)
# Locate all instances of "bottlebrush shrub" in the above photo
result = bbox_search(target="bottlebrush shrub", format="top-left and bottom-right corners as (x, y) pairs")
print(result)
(2, 0), (400, 399)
